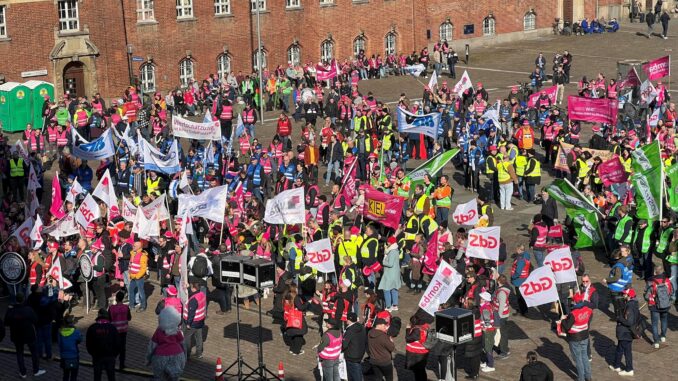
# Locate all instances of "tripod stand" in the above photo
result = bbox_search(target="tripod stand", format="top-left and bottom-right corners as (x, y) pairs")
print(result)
(243, 287), (281, 381)
(223, 284), (257, 379)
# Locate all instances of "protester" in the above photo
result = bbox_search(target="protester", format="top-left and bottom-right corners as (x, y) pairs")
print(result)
(644, 263), (673, 348)
(58, 315), (82, 381)
(86, 309), (119, 381)
(520, 351), (554, 381)
(4, 293), (46, 378)
(108, 291), (132, 370)
(367, 313), (396, 381)
(317, 317), (343, 381)
(147, 307), (186, 381)
(610, 288), (639, 377)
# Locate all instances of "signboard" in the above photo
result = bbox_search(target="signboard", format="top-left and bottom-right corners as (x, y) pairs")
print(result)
(0, 252), (27, 285)
(21, 69), (48, 78)
(79, 254), (93, 281)
(132, 56), (145, 62)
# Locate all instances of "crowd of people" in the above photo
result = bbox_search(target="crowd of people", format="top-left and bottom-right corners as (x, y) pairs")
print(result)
(0, 25), (676, 381)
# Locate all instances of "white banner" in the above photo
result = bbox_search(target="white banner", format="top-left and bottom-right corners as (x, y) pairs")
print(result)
(264, 187), (306, 225)
(452, 70), (473, 97)
(122, 198), (137, 222)
(11, 218), (33, 248)
(465, 226), (500, 261)
(519, 266), (559, 308)
(75, 194), (101, 228)
(172, 114), (221, 141)
(403, 64), (426, 77)
(543, 247), (578, 284)
(141, 193), (170, 221)
(43, 213), (80, 238)
(418, 260), (463, 316)
(177, 185), (229, 223)
(452, 198), (479, 226)
(305, 239), (335, 273)
(92, 169), (120, 217)
(30, 215), (44, 250)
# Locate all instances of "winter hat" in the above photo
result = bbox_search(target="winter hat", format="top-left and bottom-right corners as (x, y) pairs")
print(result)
(166, 285), (178, 296)
(387, 236), (397, 245)
(479, 292), (492, 302)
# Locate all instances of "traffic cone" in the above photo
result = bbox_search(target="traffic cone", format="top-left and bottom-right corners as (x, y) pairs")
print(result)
(215, 357), (223, 381)
(278, 361), (285, 380)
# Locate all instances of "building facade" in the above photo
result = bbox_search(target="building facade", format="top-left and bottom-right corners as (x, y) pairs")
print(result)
(0, 0), (623, 99)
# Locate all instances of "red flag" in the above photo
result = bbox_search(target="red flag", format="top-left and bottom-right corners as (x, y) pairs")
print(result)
(50, 175), (66, 219)
(619, 67), (641, 88)
(597, 156), (628, 186)
(642, 56), (671, 81)
(423, 230), (440, 275)
(362, 186), (404, 230)
(341, 159), (358, 203)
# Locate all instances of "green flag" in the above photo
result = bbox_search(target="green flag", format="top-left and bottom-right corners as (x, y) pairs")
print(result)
(405, 148), (460, 185)
(545, 179), (599, 215)
(631, 140), (661, 174)
(667, 162), (678, 212)
(632, 165), (662, 221)
(572, 210), (604, 249)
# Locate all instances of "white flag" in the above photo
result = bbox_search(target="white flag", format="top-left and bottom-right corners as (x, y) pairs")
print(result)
(452, 198), (479, 226)
(140, 136), (181, 174)
(543, 247), (578, 284)
(11, 218), (34, 248)
(648, 108), (661, 127)
(177, 185), (229, 223)
(48, 258), (73, 289)
(640, 79), (658, 105)
(43, 213), (80, 238)
(141, 193), (170, 221)
(519, 266), (559, 307)
(264, 187), (305, 225)
(427, 70), (438, 90)
(452, 70), (473, 97)
(179, 170), (191, 191)
(30, 215), (44, 250)
(75, 194), (101, 228)
(305, 239), (335, 273)
(418, 260), (463, 316)
(465, 226), (501, 261)
(134, 207), (159, 239)
(27, 165), (41, 191)
(92, 169), (120, 217)
(122, 198), (137, 222)
(12, 140), (29, 160)
(66, 178), (85, 204)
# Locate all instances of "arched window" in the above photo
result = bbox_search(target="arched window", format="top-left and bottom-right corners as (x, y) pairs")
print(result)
(353, 35), (366, 57)
(524, 11), (536, 31)
(320, 40), (334, 63)
(439, 21), (453, 42)
(482, 16), (496, 36)
(179, 58), (194, 87)
(140, 63), (156, 93)
(384, 32), (396, 55)
(288, 43), (301, 66)
(217, 54), (231, 81)
(253, 48), (267, 70)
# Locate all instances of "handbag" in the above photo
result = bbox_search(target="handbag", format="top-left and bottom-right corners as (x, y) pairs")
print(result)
(286, 308), (303, 330)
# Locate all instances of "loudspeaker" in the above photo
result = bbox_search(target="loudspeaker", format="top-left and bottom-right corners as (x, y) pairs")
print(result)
(242, 258), (276, 289)
(435, 307), (474, 344)
(220, 256), (245, 285)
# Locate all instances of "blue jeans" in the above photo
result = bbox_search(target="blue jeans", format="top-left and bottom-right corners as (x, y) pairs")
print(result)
(533, 249), (545, 267)
(345, 360), (363, 381)
(526, 183), (536, 202)
(614, 339), (633, 371)
(36, 323), (52, 358)
(326, 160), (341, 185)
(383, 289), (399, 308)
(436, 207), (449, 226)
(129, 278), (147, 309)
(244, 123), (255, 138)
(569, 338), (591, 381)
(651, 309), (669, 343)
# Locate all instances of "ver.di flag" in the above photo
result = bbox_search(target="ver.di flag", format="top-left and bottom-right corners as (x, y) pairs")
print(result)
(30, 215), (44, 250)
(666, 162), (678, 211)
(42, 214), (80, 238)
(632, 165), (662, 221)
(140, 137), (181, 174)
(465, 227), (501, 261)
(418, 260), (463, 316)
(642, 55), (671, 81)
(71, 128), (116, 161)
(519, 266), (559, 308)
(177, 185), (229, 223)
(305, 238), (335, 273)
(631, 140), (661, 173)
(452, 198), (479, 226)
(571, 210), (603, 249)
(92, 169), (120, 218)
(122, 198), (137, 222)
(396, 107), (442, 139)
(264, 187), (306, 225)
(405, 148), (460, 185)
(543, 247), (578, 284)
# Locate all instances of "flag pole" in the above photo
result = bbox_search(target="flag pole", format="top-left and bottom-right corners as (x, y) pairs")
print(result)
(563, 178), (605, 218)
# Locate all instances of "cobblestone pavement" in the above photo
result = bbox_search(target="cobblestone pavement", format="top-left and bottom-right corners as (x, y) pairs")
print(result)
(2, 20), (678, 381)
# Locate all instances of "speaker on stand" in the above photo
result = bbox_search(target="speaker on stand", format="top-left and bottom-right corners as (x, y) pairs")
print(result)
(435, 307), (474, 381)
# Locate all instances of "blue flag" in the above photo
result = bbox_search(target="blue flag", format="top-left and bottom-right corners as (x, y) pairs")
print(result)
(396, 108), (442, 139)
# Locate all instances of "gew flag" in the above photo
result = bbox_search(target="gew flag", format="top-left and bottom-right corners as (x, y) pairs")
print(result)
(396, 107), (442, 139)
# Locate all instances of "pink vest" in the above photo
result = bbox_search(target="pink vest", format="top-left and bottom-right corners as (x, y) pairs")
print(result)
(318, 332), (342, 360)
(164, 297), (183, 316)
(109, 304), (130, 333)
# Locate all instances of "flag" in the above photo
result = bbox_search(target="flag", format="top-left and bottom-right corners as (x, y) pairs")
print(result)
(141, 193), (170, 221)
(11, 218), (33, 248)
(545, 179), (599, 215)
(452, 198), (479, 226)
(632, 166), (662, 221)
(264, 187), (305, 225)
(48, 259), (73, 290)
(396, 107), (442, 139)
(316, 60), (339, 81)
(66, 177), (85, 204)
(528, 85), (558, 108)
(305, 239), (335, 273)
(481, 100), (501, 126)
(667, 162), (678, 212)
(341, 159), (358, 203)
(466, 227), (501, 261)
(75, 194), (101, 228)
(519, 266), (559, 308)
(544, 247), (578, 284)
(571, 210), (604, 249)
(402, 64), (427, 77)
(25, 166), (40, 219)
(418, 260), (463, 316)
(452, 70), (473, 96)
(30, 215), (44, 250)
(363, 186), (405, 230)
(179, 170), (191, 192)
(71, 128), (116, 161)
(597, 157), (628, 186)
(619, 67), (641, 88)
(42, 214), (80, 238)
(140, 137), (181, 174)
(640, 79), (658, 105)
(631, 140), (661, 173)
(203, 109), (213, 123)
(177, 185), (229, 223)
(427, 70), (438, 90)
(134, 207), (159, 239)
(122, 198), (137, 222)
(642, 55), (671, 81)
(11, 140), (29, 160)
(648, 108), (661, 127)
(92, 169), (120, 218)
(405, 149), (460, 185)
(50, 175), (66, 219)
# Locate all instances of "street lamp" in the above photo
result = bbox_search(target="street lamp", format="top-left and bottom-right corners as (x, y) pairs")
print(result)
(127, 44), (134, 86)
(255, 1), (264, 125)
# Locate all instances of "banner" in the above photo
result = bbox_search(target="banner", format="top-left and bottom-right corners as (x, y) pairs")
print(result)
(122, 198), (137, 222)
(50, 175), (66, 219)
(363, 187), (405, 230)
(640, 79), (658, 105)
(520, 266), (559, 307)
(667, 162), (678, 212)
(631, 140), (661, 173)
(452, 198), (479, 226)
(11, 218), (33, 248)
(396, 107), (442, 139)
(528, 85), (558, 108)
(418, 260), (463, 316)
(72, 128), (116, 161)
(452, 70), (473, 96)
(554, 142), (614, 173)
(465, 227), (501, 261)
(43, 214), (80, 238)
(30, 215), (44, 250)
(92, 169), (120, 218)
(305, 239), (335, 273)
(642, 55), (671, 81)
(177, 185), (229, 223)
(543, 247), (578, 284)
(567, 96), (618, 124)
(632, 166), (662, 221)
(571, 210), (603, 249)
(598, 157), (628, 186)
(405, 148), (460, 184)
(141, 137), (181, 174)
(171, 114), (221, 141)
(75, 194), (101, 228)
(403, 64), (426, 77)
(264, 187), (306, 225)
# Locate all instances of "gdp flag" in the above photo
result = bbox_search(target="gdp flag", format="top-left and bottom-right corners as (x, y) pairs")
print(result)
(305, 238), (335, 273)
(75, 194), (101, 228)
(418, 260), (463, 316)
(452, 198), (479, 226)
(543, 247), (577, 284)
(519, 266), (559, 308)
(465, 226), (500, 261)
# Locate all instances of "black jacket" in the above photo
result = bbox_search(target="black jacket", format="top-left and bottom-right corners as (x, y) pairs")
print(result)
(616, 298), (639, 341)
(4, 304), (38, 344)
(86, 319), (119, 358)
(540, 197), (558, 223)
(520, 361), (554, 381)
(342, 322), (367, 363)
(328, 141), (344, 163)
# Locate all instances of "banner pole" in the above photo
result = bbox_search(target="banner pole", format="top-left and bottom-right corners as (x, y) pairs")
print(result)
(85, 281), (89, 315)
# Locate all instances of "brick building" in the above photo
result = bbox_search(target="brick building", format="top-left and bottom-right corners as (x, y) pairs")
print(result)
(0, 0), (624, 99)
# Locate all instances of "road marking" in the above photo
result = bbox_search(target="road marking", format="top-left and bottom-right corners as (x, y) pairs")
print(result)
(457, 65), (531, 75)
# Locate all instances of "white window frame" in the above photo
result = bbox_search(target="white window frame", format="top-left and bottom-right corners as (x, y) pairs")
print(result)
(483, 17), (496, 36)
(0, 6), (7, 38)
(524, 12), (536, 31)
(439, 21), (453, 42)
(320, 40), (334, 63)
(136, 0), (155, 22)
(58, 0), (79, 32)
(140, 63), (156, 93)
(384, 32), (396, 56)
(176, 0), (193, 19)
(251, 0), (267, 12)
(320, 0), (334, 5)
(214, 0), (231, 16)
(217, 54), (231, 80)
(288, 44), (301, 66)
(353, 36), (365, 58)
(179, 58), (195, 88)
(286, 0), (301, 9)
(253, 49), (267, 71)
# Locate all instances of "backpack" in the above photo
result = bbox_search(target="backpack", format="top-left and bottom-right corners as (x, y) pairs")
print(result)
(654, 280), (672, 310)
(189, 255), (209, 278)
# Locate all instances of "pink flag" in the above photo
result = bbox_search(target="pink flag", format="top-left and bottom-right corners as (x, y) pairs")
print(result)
(642, 56), (671, 81)
(567, 96), (618, 124)
(423, 230), (440, 275)
(528, 85), (558, 108)
(597, 156), (628, 186)
(619, 67), (641, 88)
(362, 186), (404, 230)
(341, 159), (358, 203)
(316, 60), (338, 81)
(50, 175), (66, 219)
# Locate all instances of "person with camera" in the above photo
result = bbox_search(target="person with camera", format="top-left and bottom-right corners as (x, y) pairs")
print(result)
(610, 288), (639, 377)
(405, 311), (433, 381)
(644, 263), (674, 348)
(368, 313), (396, 381)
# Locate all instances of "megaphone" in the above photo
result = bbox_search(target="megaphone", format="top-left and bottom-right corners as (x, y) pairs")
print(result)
(362, 262), (383, 276)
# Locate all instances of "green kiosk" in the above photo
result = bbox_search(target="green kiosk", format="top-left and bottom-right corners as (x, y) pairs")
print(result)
(0, 82), (32, 133)
(25, 80), (55, 129)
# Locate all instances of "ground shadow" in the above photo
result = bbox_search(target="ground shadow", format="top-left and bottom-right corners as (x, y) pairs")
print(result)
(223, 322), (273, 344)
(536, 337), (577, 379)
(590, 329), (616, 364)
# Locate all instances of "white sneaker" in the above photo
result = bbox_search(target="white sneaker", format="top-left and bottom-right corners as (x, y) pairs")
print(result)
(619, 370), (634, 376)
(34, 370), (46, 377)
(480, 363), (487, 368)
(609, 365), (621, 372)
(654, 343), (660, 348)
(661, 337), (666, 343)
(481, 367), (496, 372)
(391, 306), (399, 311)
